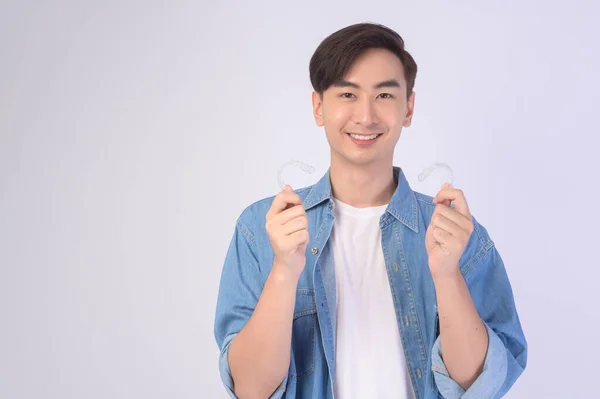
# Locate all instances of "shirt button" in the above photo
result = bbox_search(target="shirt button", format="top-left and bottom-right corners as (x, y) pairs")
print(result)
(328, 203), (333, 209)
(311, 247), (318, 255)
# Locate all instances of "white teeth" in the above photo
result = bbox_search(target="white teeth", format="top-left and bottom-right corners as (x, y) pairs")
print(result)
(349, 133), (380, 140)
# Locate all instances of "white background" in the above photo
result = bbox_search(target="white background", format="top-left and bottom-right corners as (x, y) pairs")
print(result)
(1, 1), (598, 398)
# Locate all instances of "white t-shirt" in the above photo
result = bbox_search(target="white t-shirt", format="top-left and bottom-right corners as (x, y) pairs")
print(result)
(331, 197), (416, 399)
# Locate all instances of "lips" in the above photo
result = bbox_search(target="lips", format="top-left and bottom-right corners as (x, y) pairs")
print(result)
(346, 133), (383, 139)
(346, 132), (383, 145)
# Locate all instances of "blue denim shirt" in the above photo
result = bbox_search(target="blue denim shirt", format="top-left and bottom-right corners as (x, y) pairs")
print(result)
(214, 166), (527, 398)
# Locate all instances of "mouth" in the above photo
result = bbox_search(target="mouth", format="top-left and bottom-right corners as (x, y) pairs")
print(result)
(346, 132), (384, 145)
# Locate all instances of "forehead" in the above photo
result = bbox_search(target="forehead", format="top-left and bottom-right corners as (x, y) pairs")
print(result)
(342, 48), (406, 84)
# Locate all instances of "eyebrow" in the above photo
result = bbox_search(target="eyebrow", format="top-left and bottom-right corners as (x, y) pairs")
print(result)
(332, 79), (401, 90)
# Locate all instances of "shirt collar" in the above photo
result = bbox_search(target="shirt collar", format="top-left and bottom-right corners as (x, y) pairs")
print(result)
(303, 165), (419, 233)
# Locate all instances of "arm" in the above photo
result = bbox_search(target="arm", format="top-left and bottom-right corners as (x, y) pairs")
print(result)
(215, 187), (309, 399)
(227, 263), (299, 399)
(434, 268), (489, 390)
(431, 234), (528, 399)
(214, 218), (294, 399)
(427, 185), (527, 398)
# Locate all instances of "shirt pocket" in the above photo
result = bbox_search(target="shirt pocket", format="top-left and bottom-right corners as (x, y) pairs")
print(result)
(289, 288), (317, 381)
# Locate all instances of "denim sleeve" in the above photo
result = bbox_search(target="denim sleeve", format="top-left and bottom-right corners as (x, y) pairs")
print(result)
(431, 243), (528, 399)
(218, 333), (288, 398)
(214, 215), (288, 398)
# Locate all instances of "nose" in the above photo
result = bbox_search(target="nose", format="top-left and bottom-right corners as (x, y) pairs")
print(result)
(354, 97), (379, 126)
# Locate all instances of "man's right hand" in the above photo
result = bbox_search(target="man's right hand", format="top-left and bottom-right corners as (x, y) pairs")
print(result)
(265, 185), (310, 280)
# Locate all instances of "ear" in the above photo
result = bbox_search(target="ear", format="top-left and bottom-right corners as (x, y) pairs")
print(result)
(312, 91), (324, 126)
(403, 90), (416, 128)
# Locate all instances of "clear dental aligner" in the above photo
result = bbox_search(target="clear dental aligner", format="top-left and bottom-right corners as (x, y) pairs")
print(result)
(277, 160), (453, 189)
(417, 162), (454, 186)
(277, 160), (316, 189)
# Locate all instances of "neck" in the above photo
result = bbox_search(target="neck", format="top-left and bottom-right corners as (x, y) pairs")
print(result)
(329, 158), (397, 208)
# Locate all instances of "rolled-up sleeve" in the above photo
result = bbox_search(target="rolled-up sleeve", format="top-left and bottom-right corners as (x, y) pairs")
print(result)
(214, 213), (289, 398)
(218, 333), (240, 398)
(431, 225), (528, 398)
(218, 333), (288, 398)
(431, 322), (508, 398)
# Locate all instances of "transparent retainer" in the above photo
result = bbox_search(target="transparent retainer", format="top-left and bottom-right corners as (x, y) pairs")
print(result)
(277, 160), (453, 189)
(277, 160), (316, 189)
(417, 162), (454, 186)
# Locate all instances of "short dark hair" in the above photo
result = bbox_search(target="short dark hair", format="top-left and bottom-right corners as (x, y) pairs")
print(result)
(309, 23), (418, 100)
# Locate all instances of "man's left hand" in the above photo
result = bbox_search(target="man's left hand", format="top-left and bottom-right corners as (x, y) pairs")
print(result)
(425, 182), (474, 280)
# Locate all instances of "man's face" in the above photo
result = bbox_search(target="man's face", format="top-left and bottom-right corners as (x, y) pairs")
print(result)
(312, 48), (415, 168)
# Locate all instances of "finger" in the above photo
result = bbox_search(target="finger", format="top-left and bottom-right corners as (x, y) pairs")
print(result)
(267, 188), (303, 218)
(430, 213), (467, 239)
(433, 185), (470, 217)
(290, 229), (310, 247)
(282, 216), (308, 236)
(275, 204), (306, 225)
(282, 185), (297, 210)
(432, 183), (450, 203)
(434, 204), (473, 232)
(440, 199), (451, 207)
(432, 183), (451, 206)
(432, 227), (455, 246)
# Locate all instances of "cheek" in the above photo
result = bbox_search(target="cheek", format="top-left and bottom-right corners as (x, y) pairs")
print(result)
(323, 105), (352, 127)
(381, 103), (405, 126)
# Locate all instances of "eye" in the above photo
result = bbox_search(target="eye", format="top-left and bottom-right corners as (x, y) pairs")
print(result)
(340, 92), (356, 99)
(378, 93), (394, 99)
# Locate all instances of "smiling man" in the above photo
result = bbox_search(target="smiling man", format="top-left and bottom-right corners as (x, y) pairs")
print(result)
(214, 23), (527, 399)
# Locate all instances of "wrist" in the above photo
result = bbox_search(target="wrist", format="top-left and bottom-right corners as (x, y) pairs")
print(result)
(432, 267), (463, 290)
(270, 261), (302, 287)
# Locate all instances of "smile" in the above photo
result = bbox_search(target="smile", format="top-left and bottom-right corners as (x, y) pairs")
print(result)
(346, 133), (383, 145)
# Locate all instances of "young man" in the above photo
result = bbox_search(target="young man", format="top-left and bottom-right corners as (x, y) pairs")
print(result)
(214, 23), (527, 399)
